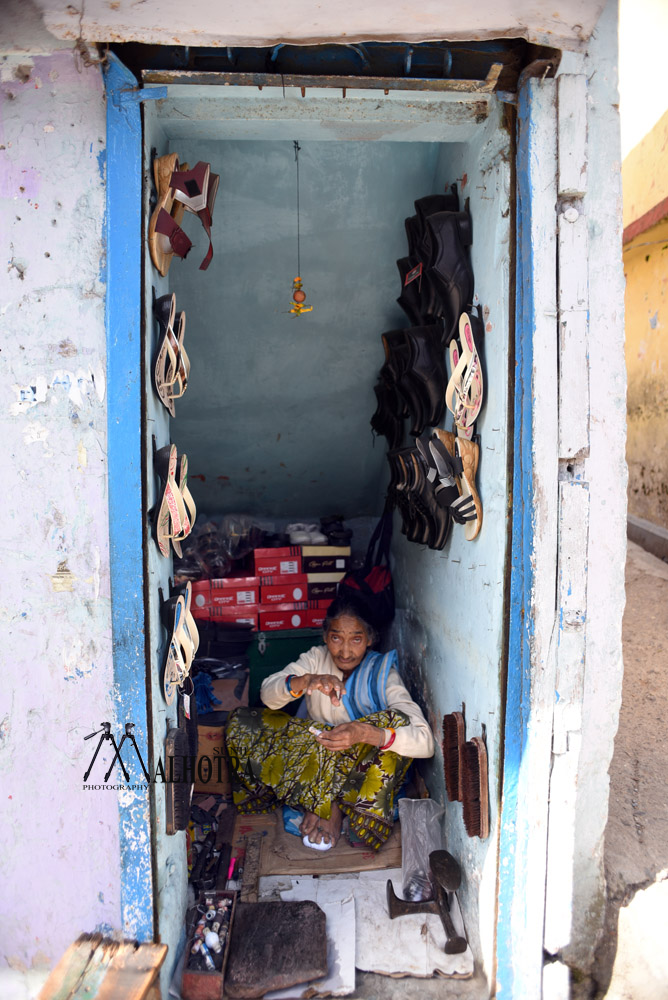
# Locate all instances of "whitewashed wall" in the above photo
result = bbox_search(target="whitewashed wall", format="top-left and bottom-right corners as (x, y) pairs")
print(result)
(0, 42), (118, 997)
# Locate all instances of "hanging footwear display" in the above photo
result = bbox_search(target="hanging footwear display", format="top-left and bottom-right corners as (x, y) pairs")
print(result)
(371, 183), (485, 546)
(149, 153), (219, 275)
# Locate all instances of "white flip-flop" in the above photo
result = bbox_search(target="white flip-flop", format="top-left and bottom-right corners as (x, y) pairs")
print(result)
(302, 834), (333, 852)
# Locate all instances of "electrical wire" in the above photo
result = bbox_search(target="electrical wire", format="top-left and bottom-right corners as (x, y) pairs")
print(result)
(294, 139), (301, 276)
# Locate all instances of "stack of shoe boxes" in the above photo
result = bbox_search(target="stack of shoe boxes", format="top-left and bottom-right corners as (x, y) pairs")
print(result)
(255, 546), (351, 632)
(191, 576), (260, 628)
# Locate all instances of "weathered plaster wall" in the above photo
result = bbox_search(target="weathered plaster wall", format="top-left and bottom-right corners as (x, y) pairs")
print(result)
(622, 109), (668, 230)
(0, 45), (119, 992)
(624, 220), (668, 527)
(551, 0), (627, 976)
(33, 0), (604, 51)
(623, 111), (668, 528)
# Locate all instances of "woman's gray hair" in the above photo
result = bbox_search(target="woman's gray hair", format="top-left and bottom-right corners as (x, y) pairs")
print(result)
(322, 597), (379, 647)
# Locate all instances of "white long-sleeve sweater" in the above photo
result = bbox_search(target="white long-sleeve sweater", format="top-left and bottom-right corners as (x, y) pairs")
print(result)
(260, 645), (435, 759)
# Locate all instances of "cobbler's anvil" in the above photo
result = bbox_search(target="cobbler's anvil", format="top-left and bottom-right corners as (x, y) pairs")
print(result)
(386, 849), (468, 955)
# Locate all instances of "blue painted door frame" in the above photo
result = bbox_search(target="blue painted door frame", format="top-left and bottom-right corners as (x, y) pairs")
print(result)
(102, 50), (540, 988)
(103, 53), (165, 940)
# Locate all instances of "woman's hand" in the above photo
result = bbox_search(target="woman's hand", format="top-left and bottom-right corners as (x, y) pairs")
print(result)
(293, 673), (346, 705)
(316, 721), (385, 752)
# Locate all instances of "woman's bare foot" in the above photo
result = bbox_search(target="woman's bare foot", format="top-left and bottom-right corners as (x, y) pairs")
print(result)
(304, 802), (343, 848)
(300, 811), (319, 838)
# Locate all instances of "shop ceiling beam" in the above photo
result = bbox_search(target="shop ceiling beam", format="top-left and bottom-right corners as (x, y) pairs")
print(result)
(142, 64), (504, 93)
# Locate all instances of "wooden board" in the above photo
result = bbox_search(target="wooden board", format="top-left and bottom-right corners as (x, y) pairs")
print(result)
(232, 810), (402, 876)
(37, 933), (168, 1000)
(225, 901), (327, 999)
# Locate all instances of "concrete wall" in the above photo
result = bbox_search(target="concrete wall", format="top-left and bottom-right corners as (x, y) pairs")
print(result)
(0, 44), (119, 996)
(623, 111), (668, 527)
(169, 138), (438, 517)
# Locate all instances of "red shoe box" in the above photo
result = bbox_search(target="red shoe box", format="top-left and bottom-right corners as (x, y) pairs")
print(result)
(260, 574), (308, 604)
(192, 576), (259, 608)
(253, 546), (302, 577)
(192, 604), (258, 628)
(258, 600), (333, 632)
(301, 546), (351, 573)
(260, 572), (344, 604)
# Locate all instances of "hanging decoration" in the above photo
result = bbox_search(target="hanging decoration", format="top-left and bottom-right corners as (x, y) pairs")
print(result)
(289, 140), (313, 316)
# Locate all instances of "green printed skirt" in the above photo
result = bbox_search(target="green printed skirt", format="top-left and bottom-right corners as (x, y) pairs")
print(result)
(226, 707), (412, 851)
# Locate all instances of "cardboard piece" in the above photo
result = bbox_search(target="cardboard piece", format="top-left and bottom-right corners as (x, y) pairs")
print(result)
(231, 811), (402, 877)
(194, 725), (230, 795)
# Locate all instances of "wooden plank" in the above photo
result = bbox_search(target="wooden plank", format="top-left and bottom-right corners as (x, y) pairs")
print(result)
(558, 208), (589, 458)
(226, 901), (327, 998)
(38, 934), (114, 1000)
(558, 309), (590, 459)
(94, 941), (168, 1000)
(38, 935), (168, 1000)
(557, 74), (588, 197)
(240, 832), (262, 902)
(544, 480), (590, 953)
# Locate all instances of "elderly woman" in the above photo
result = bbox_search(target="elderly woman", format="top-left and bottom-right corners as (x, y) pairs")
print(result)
(226, 595), (434, 851)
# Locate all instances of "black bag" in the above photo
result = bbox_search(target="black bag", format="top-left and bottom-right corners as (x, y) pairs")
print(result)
(338, 502), (395, 629)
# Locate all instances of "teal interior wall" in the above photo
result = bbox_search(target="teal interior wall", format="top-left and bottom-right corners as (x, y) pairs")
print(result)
(390, 106), (511, 976)
(168, 139), (441, 518)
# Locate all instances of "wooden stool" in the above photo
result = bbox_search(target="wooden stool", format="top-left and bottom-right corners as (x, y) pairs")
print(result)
(37, 932), (168, 1000)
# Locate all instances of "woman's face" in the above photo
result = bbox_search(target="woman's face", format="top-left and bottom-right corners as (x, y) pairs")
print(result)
(324, 614), (371, 674)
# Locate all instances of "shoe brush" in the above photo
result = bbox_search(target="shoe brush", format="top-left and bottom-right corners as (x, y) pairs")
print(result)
(461, 732), (489, 839)
(442, 711), (466, 802)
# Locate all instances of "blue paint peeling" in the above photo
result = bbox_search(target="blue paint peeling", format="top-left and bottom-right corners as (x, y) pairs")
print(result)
(495, 81), (537, 996)
(103, 53), (154, 942)
(97, 148), (106, 183)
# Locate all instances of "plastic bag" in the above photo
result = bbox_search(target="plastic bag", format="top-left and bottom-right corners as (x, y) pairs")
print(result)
(398, 798), (444, 901)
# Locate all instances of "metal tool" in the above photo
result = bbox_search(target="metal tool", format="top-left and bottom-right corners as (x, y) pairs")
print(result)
(386, 849), (468, 954)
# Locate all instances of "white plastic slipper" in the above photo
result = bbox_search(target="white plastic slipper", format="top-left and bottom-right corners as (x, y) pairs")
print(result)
(302, 834), (333, 852)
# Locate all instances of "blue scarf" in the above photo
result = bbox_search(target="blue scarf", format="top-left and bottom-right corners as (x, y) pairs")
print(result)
(341, 649), (397, 720)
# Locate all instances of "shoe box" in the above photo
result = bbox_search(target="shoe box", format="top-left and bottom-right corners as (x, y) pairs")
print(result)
(192, 576), (260, 608)
(259, 571), (345, 604)
(258, 600), (333, 632)
(253, 545), (351, 576)
(192, 604), (258, 628)
(253, 546), (302, 576)
(300, 545), (351, 573)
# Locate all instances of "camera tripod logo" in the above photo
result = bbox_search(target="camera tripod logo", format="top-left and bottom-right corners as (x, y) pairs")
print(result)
(83, 722), (150, 783)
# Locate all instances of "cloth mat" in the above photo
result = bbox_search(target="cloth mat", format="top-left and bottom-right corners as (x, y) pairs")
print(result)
(264, 895), (356, 999)
(275, 869), (474, 979)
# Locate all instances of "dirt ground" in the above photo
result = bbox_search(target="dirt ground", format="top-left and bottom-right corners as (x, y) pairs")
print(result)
(585, 541), (668, 997)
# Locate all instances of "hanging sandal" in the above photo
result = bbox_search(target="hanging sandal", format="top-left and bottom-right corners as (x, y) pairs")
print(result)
(149, 154), (194, 276)
(153, 443), (189, 558)
(433, 429), (482, 540)
(445, 312), (484, 439)
(153, 292), (182, 417)
(173, 452), (196, 542)
(170, 161), (220, 272)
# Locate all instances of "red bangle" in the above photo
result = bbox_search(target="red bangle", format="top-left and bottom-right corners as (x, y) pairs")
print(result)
(380, 727), (396, 751)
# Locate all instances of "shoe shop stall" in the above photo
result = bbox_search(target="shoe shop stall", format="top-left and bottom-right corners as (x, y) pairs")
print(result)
(100, 10), (626, 998)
